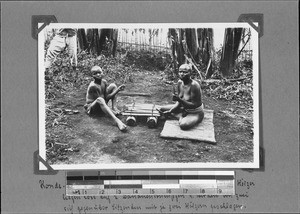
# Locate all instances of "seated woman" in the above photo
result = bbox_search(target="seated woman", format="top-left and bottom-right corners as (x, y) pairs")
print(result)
(159, 64), (204, 130)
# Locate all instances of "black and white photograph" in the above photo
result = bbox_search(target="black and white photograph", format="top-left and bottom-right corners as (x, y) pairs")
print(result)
(38, 23), (259, 170)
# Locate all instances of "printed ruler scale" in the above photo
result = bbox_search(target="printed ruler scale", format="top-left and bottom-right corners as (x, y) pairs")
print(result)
(66, 171), (235, 196)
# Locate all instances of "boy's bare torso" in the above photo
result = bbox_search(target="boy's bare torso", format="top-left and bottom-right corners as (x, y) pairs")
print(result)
(86, 80), (107, 104)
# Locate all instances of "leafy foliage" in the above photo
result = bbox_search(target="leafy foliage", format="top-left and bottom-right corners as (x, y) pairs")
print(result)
(196, 45), (254, 107)
(202, 68), (253, 107)
(123, 49), (172, 71)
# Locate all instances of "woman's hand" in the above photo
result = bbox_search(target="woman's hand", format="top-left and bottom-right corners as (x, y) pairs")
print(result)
(163, 109), (173, 116)
(172, 94), (181, 102)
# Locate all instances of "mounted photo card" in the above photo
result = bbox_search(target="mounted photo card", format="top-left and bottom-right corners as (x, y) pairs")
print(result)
(38, 23), (259, 170)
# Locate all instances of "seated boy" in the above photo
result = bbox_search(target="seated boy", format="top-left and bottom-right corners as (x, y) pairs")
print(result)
(84, 66), (127, 131)
(159, 64), (204, 130)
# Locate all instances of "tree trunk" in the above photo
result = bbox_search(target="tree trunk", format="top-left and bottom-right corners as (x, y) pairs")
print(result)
(93, 29), (101, 55)
(170, 28), (214, 78)
(185, 28), (198, 62)
(82, 28), (118, 56)
(85, 29), (100, 55)
(77, 29), (88, 51)
(197, 28), (213, 66)
(177, 29), (186, 66)
(99, 29), (109, 52)
(86, 29), (93, 54)
(99, 29), (117, 56)
(220, 28), (243, 77)
(170, 28), (185, 70)
(111, 29), (118, 57)
(193, 28), (214, 79)
(169, 29), (180, 73)
(205, 29), (214, 79)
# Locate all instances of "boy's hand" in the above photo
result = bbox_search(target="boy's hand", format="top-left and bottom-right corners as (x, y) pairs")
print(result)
(118, 84), (125, 92)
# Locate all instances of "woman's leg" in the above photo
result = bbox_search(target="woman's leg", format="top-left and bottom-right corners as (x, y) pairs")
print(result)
(179, 111), (204, 130)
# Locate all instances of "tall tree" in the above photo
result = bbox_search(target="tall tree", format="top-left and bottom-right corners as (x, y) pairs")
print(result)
(86, 29), (95, 54)
(185, 28), (198, 62)
(77, 28), (118, 57)
(77, 29), (88, 51)
(219, 28), (243, 77)
(169, 28), (213, 79)
(196, 29), (213, 63)
(99, 29), (111, 52)
(197, 29), (214, 78)
(169, 28), (185, 72)
(111, 29), (118, 57)
(99, 29), (118, 57)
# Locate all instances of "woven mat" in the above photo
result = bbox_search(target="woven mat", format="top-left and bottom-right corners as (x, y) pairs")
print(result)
(160, 109), (216, 144)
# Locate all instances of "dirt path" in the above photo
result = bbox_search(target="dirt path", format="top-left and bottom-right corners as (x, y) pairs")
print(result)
(46, 69), (254, 165)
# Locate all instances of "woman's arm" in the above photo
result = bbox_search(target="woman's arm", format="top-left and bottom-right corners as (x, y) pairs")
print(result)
(169, 101), (180, 113)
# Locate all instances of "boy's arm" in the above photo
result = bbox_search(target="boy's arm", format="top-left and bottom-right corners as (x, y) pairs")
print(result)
(105, 84), (125, 100)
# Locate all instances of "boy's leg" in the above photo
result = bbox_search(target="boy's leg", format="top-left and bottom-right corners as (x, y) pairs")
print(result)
(84, 101), (101, 115)
(45, 35), (66, 69)
(95, 97), (126, 131)
(178, 111), (204, 130)
(106, 83), (119, 114)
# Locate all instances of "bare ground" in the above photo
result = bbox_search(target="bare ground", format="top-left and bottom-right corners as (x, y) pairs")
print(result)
(45, 68), (254, 165)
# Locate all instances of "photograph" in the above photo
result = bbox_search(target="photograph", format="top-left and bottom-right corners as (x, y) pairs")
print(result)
(38, 23), (259, 170)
